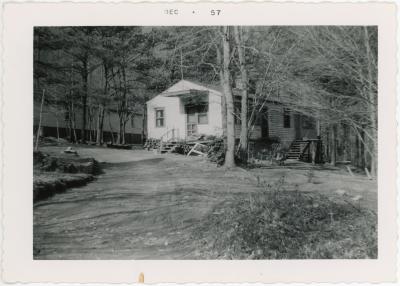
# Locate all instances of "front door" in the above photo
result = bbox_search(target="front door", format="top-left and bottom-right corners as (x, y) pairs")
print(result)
(187, 107), (197, 137)
(294, 114), (302, 139)
(261, 113), (269, 138)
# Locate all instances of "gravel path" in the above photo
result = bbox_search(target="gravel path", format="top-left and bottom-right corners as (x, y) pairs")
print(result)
(34, 147), (376, 259)
(33, 148), (256, 259)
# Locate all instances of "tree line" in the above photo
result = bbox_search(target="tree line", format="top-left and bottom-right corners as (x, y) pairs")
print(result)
(207, 26), (376, 175)
(34, 26), (377, 175)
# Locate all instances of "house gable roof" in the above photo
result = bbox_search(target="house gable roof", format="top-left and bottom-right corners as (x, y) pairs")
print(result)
(161, 79), (222, 95)
(147, 80), (222, 103)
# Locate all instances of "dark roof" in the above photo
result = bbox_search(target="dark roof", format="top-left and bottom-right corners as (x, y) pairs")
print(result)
(182, 79), (222, 93)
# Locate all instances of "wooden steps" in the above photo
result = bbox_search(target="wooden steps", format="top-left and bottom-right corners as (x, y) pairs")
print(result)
(287, 139), (324, 162)
(286, 140), (310, 160)
(160, 142), (178, 154)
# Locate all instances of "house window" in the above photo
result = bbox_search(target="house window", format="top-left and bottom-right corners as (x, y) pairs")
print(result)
(283, 108), (291, 128)
(155, 108), (164, 127)
(198, 112), (208, 124)
(131, 116), (135, 128)
(186, 104), (208, 125)
(197, 104), (208, 124)
(187, 124), (197, 136)
(255, 112), (266, 126)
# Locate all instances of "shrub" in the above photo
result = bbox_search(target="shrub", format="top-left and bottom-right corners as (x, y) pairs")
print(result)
(34, 152), (102, 175)
(207, 138), (225, 166)
(207, 137), (246, 166)
(192, 177), (377, 259)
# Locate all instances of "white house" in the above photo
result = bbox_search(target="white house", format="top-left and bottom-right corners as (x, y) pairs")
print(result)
(146, 80), (318, 146)
(147, 80), (224, 141)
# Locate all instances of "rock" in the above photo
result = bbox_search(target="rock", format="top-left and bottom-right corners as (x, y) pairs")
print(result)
(63, 146), (78, 155)
(335, 189), (346, 196)
(351, 195), (362, 202)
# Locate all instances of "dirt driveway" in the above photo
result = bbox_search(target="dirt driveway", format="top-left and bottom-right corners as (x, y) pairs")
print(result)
(34, 147), (376, 259)
(33, 147), (258, 259)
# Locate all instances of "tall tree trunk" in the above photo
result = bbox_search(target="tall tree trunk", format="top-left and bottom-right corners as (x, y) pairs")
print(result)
(233, 26), (248, 161)
(97, 63), (108, 145)
(71, 103), (77, 143)
(325, 127), (330, 163)
(96, 105), (105, 145)
(122, 120), (127, 144)
(67, 66), (74, 142)
(88, 108), (93, 142)
(118, 66), (128, 145)
(117, 115), (124, 144)
(81, 59), (89, 143)
(96, 109), (100, 145)
(66, 109), (72, 142)
(364, 26), (377, 176)
(55, 115), (60, 141)
(108, 112), (115, 144)
(100, 110), (105, 143)
(35, 89), (45, 151)
(142, 103), (147, 144)
(360, 127), (365, 169)
(330, 124), (337, 166)
(216, 44), (227, 146)
(354, 128), (360, 167)
(221, 26), (235, 168)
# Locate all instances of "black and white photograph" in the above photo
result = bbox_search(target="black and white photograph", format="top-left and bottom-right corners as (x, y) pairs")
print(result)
(32, 25), (378, 260)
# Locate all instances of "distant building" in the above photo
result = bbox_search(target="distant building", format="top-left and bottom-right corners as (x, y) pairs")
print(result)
(33, 103), (144, 144)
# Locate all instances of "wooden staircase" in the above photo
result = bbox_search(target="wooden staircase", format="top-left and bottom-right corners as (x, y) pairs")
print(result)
(286, 140), (311, 160)
(159, 141), (178, 154)
(159, 128), (179, 154)
(286, 139), (324, 163)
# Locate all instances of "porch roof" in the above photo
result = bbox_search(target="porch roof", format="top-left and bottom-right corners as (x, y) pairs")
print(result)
(163, 89), (209, 106)
(162, 89), (209, 98)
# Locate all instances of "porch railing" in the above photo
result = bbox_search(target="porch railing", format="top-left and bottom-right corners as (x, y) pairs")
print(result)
(159, 128), (179, 152)
(299, 139), (323, 163)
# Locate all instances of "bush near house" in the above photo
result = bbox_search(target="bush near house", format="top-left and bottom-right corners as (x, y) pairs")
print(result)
(34, 172), (94, 202)
(206, 137), (286, 166)
(34, 151), (102, 175)
(33, 150), (102, 202)
(207, 138), (226, 165)
(193, 177), (377, 259)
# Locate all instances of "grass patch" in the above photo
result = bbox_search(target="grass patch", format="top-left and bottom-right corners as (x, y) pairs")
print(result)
(33, 172), (94, 202)
(33, 150), (101, 202)
(192, 177), (377, 259)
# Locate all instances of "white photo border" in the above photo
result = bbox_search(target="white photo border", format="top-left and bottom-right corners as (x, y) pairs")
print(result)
(1, 1), (397, 283)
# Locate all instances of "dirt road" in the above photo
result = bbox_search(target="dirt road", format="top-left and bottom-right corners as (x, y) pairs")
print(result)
(34, 147), (377, 259)
(33, 147), (257, 259)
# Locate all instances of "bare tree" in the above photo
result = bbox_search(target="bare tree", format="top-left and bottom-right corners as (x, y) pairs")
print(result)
(221, 26), (236, 168)
(234, 26), (249, 161)
(35, 89), (45, 151)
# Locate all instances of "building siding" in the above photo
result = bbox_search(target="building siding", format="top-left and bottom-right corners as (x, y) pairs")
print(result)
(267, 105), (296, 147)
(34, 103), (144, 144)
(266, 103), (318, 147)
